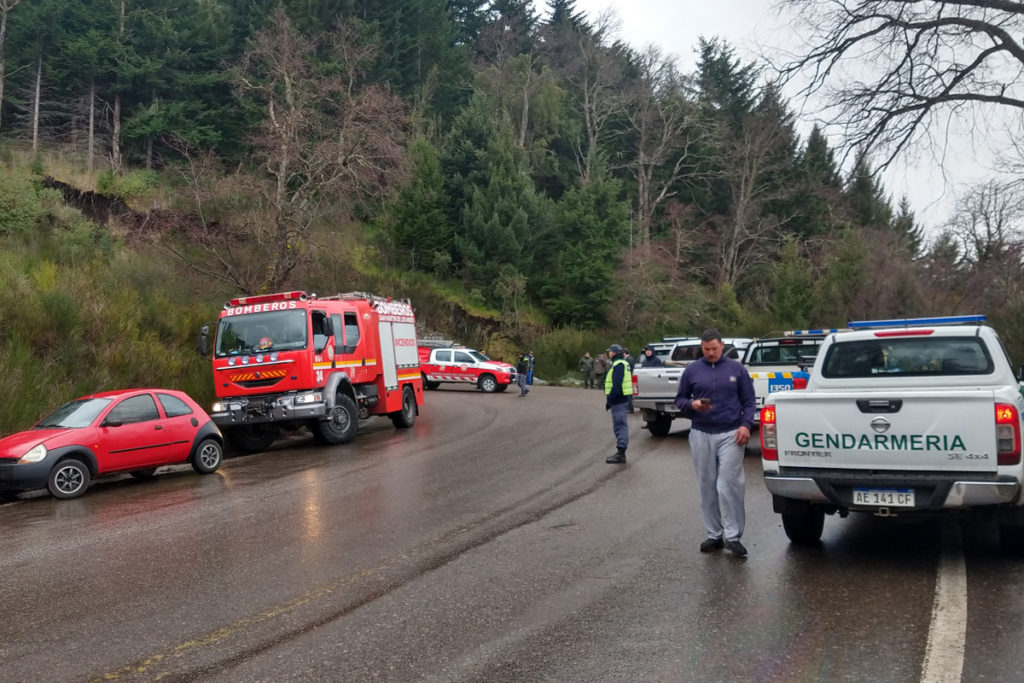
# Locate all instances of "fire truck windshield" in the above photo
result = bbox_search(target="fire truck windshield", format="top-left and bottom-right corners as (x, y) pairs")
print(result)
(216, 309), (308, 356)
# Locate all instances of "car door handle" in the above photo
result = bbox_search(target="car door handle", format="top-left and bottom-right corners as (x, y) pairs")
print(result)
(154, 425), (163, 430)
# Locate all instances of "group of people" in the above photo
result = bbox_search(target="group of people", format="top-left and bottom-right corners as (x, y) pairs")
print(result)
(578, 344), (663, 390)
(601, 330), (755, 558)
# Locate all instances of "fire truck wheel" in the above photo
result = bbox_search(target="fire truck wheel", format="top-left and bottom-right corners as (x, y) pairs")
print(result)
(390, 386), (417, 429)
(226, 426), (276, 454)
(477, 374), (498, 393)
(314, 393), (359, 444)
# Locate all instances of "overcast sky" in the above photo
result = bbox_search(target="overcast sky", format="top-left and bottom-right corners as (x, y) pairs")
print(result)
(538, 0), (1000, 236)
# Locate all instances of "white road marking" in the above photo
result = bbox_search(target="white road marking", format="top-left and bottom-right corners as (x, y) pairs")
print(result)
(920, 524), (967, 683)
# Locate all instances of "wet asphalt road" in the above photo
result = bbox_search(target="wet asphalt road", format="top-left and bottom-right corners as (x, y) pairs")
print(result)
(2, 385), (1024, 682)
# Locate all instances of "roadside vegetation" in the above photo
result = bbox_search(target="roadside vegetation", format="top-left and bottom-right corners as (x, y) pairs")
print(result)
(2, 1), (1024, 432)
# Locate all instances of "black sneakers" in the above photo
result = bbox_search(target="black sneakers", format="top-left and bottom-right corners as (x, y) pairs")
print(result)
(699, 537), (724, 552)
(724, 540), (748, 557)
(605, 450), (626, 464)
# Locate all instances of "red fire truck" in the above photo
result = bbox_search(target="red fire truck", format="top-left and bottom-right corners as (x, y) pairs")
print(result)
(208, 291), (423, 453)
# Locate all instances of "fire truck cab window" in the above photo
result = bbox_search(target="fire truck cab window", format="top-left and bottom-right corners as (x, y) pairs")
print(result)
(344, 312), (360, 353)
(312, 311), (331, 353)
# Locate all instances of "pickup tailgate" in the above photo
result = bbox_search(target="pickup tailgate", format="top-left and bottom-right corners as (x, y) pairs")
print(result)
(774, 390), (998, 472)
(634, 366), (683, 400)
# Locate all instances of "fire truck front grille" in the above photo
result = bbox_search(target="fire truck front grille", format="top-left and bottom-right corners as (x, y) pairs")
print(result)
(235, 378), (283, 389)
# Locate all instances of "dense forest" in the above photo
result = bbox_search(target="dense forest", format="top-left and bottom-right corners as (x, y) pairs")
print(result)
(1, 0), (1022, 430)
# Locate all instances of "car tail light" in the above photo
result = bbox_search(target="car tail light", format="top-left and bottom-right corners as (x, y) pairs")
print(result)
(793, 376), (808, 390)
(995, 403), (1021, 466)
(761, 405), (778, 460)
(632, 374), (638, 396)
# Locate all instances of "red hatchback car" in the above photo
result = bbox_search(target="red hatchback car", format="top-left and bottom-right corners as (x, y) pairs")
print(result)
(0, 388), (224, 499)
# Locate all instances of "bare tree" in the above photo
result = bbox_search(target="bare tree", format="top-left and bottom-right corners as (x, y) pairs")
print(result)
(0, 0), (20, 131)
(776, 0), (1024, 169)
(711, 107), (797, 288)
(623, 45), (704, 245)
(170, 10), (409, 293)
(545, 10), (626, 185)
(944, 179), (1024, 308)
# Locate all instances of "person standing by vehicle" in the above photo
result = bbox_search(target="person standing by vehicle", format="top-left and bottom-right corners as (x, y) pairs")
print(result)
(579, 351), (596, 389)
(516, 353), (531, 397)
(594, 351), (609, 389)
(527, 351), (536, 385)
(640, 344), (663, 367)
(623, 347), (636, 412)
(604, 344), (633, 464)
(674, 329), (756, 556)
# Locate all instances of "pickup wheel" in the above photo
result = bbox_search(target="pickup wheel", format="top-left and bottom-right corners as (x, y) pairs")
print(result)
(647, 414), (673, 437)
(390, 385), (417, 429)
(226, 425), (276, 454)
(313, 393), (359, 445)
(782, 507), (825, 545)
(477, 374), (498, 393)
(422, 373), (441, 390)
(999, 524), (1024, 557)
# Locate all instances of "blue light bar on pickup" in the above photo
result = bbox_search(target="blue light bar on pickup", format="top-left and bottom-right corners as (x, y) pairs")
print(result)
(783, 328), (845, 336)
(847, 314), (986, 329)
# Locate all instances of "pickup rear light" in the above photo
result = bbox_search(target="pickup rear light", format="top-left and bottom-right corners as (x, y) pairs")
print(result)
(995, 403), (1021, 466)
(873, 329), (934, 337)
(632, 374), (638, 396)
(793, 376), (808, 390)
(760, 405), (778, 460)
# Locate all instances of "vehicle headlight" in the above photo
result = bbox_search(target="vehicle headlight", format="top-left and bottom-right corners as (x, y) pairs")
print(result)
(19, 444), (47, 463)
(212, 402), (228, 413)
(294, 392), (322, 405)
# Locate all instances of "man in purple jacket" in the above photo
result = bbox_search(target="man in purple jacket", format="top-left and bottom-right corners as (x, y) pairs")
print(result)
(674, 329), (756, 556)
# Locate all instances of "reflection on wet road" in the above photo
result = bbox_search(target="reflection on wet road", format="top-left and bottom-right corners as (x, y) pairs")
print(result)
(1, 385), (1022, 681)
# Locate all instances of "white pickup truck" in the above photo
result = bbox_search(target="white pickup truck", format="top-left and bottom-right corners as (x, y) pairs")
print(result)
(760, 315), (1024, 555)
(632, 337), (751, 436)
(742, 333), (828, 422)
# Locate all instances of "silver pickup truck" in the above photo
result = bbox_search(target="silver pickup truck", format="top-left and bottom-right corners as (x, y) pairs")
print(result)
(632, 337), (751, 436)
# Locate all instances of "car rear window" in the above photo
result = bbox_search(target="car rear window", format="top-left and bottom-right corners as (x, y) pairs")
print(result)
(746, 340), (821, 365)
(158, 393), (194, 418)
(670, 344), (737, 362)
(821, 336), (994, 378)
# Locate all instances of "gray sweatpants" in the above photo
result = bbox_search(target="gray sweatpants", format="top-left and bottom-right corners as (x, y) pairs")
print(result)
(689, 429), (746, 542)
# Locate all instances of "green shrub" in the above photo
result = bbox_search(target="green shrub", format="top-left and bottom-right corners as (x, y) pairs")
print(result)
(0, 171), (46, 235)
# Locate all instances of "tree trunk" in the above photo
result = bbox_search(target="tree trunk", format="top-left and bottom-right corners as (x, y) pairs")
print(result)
(0, 7), (8, 131)
(31, 56), (40, 152)
(88, 78), (95, 173)
(112, 93), (122, 172)
(110, 0), (125, 173)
